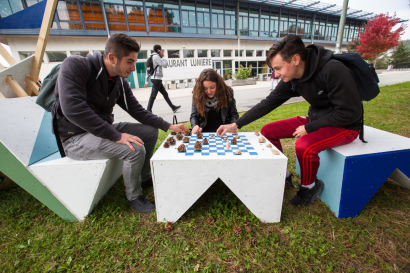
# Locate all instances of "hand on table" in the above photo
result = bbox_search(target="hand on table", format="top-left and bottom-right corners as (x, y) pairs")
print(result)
(192, 125), (202, 134)
(216, 123), (238, 137)
(169, 124), (190, 134)
(293, 125), (307, 139)
(116, 133), (144, 151)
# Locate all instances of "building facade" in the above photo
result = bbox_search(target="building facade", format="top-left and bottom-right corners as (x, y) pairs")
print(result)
(0, 0), (373, 88)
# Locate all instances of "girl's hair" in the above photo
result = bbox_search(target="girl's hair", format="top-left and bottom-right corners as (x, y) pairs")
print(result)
(192, 69), (231, 117)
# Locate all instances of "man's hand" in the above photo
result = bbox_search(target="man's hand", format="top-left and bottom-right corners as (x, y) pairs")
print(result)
(159, 50), (164, 58)
(169, 124), (189, 134)
(293, 125), (308, 138)
(144, 83), (148, 88)
(116, 133), (144, 151)
(216, 123), (238, 137)
(192, 125), (202, 134)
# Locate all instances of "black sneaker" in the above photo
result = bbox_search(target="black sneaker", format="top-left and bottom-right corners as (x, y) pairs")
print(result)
(290, 179), (324, 207)
(128, 195), (155, 213)
(172, 105), (181, 113)
(285, 173), (294, 188)
(141, 177), (153, 188)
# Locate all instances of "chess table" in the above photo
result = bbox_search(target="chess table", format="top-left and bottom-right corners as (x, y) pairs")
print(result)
(150, 132), (288, 223)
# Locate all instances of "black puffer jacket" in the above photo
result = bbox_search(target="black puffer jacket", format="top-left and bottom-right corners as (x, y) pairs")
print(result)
(190, 88), (239, 129)
(236, 44), (362, 133)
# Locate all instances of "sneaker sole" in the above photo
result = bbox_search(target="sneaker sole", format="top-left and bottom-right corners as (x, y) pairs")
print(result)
(306, 180), (324, 206)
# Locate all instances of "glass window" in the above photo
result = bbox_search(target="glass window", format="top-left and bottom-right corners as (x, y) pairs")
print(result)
(211, 50), (220, 57)
(270, 10), (279, 38)
(256, 50), (263, 57)
(9, 0), (23, 14)
(57, 1), (81, 21)
(246, 50), (253, 57)
(126, 5), (145, 25)
(223, 60), (232, 80)
(280, 9), (288, 37)
(288, 12), (297, 34)
(26, 0), (39, 7)
(198, 50), (208, 58)
(105, 3), (126, 30)
(81, 2), (104, 22)
(235, 50), (243, 57)
(19, 52), (35, 60)
(183, 49), (194, 58)
(165, 9), (180, 26)
(168, 50), (180, 58)
(47, 52), (67, 62)
(138, 50), (148, 59)
(224, 50), (232, 57)
(71, 51), (88, 57)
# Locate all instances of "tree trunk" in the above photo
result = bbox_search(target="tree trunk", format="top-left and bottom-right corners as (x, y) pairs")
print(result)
(374, 53), (379, 67)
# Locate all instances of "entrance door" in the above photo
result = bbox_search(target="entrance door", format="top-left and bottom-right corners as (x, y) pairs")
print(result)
(212, 61), (222, 76)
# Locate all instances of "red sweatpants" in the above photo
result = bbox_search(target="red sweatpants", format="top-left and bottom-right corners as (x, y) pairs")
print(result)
(261, 116), (359, 185)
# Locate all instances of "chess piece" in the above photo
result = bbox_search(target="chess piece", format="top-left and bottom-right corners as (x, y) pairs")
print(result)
(176, 133), (183, 140)
(183, 136), (189, 143)
(235, 150), (242, 155)
(223, 137), (227, 141)
(226, 142), (231, 150)
(185, 131), (191, 136)
(202, 138), (209, 145)
(210, 135), (214, 138)
(194, 141), (202, 151)
(167, 137), (176, 145)
(231, 138), (237, 145)
(259, 137), (266, 143)
(254, 131), (260, 136)
(266, 144), (272, 148)
(234, 135), (240, 139)
(163, 142), (170, 148)
(177, 144), (186, 152)
(271, 149), (280, 155)
(171, 131), (177, 135)
(197, 132), (203, 139)
(250, 237), (258, 246)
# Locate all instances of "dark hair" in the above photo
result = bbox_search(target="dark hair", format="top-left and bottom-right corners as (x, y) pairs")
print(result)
(266, 34), (306, 67)
(192, 69), (231, 117)
(153, 44), (162, 53)
(104, 33), (140, 60)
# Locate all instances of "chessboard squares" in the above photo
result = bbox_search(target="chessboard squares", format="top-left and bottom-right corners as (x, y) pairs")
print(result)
(249, 152), (258, 155)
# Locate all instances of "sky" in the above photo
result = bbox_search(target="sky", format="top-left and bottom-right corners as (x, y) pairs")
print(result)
(1, 0), (409, 66)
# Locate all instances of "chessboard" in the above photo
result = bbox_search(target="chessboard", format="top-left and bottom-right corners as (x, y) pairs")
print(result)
(182, 133), (258, 156)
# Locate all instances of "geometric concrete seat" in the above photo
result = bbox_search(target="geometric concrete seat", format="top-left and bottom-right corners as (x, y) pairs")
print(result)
(0, 97), (123, 221)
(297, 126), (410, 218)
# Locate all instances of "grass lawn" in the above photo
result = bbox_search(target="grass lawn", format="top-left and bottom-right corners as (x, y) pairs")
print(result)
(1, 82), (409, 272)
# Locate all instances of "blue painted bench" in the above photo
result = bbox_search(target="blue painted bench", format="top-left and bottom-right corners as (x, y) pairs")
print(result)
(297, 126), (410, 217)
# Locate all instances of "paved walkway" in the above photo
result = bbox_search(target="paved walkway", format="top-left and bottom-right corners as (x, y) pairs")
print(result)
(114, 70), (410, 125)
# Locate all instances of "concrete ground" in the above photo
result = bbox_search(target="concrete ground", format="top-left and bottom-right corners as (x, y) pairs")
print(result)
(114, 70), (410, 125)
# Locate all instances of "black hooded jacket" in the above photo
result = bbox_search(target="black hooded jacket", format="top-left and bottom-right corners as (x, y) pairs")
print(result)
(54, 51), (170, 142)
(236, 44), (362, 133)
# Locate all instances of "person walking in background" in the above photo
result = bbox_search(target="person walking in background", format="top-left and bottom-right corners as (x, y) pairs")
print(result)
(144, 44), (181, 113)
(270, 69), (279, 90)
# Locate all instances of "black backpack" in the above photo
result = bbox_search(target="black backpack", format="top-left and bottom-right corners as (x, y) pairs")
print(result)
(317, 53), (380, 143)
(146, 54), (159, 78)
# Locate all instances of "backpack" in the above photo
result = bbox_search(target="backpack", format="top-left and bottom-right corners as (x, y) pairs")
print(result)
(317, 53), (380, 143)
(146, 54), (159, 78)
(36, 57), (93, 112)
(36, 57), (94, 157)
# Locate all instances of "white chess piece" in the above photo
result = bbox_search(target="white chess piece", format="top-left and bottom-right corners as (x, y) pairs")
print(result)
(226, 142), (231, 150)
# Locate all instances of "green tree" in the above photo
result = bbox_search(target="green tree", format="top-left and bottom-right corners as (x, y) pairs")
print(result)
(389, 41), (410, 68)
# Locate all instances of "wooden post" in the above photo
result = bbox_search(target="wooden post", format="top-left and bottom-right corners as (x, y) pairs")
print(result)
(29, 0), (58, 86)
(0, 44), (16, 66)
(6, 76), (29, 97)
(25, 76), (39, 96)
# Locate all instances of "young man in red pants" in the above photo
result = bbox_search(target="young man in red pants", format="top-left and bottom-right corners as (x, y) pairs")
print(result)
(217, 35), (362, 207)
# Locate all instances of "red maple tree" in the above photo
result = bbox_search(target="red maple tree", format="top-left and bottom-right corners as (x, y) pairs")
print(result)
(357, 13), (407, 66)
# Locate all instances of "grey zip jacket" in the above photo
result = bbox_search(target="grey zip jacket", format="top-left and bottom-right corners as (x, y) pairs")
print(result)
(145, 53), (168, 84)
(54, 51), (171, 142)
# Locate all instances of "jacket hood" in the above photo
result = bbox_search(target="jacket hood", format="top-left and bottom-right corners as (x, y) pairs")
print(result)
(299, 44), (333, 83)
(87, 51), (104, 75)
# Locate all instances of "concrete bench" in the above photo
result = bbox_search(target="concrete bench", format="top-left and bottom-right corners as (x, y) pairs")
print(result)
(0, 97), (123, 221)
(258, 73), (269, 81)
(167, 80), (177, 90)
(176, 79), (186, 89)
(296, 126), (410, 218)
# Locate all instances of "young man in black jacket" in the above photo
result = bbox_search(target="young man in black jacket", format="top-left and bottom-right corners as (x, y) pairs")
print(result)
(217, 35), (362, 207)
(55, 33), (188, 214)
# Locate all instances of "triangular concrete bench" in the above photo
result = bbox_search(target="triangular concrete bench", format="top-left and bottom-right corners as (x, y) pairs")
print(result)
(0, 97), (123, 221)
(297, 126), (410, 217)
